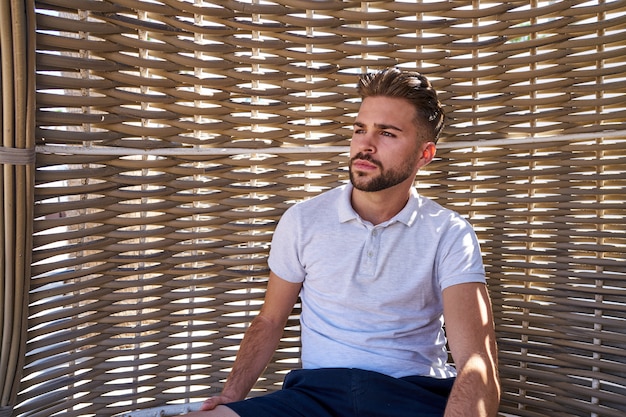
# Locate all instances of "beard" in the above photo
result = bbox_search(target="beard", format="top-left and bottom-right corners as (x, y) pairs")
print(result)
(349, 152), (417, 192)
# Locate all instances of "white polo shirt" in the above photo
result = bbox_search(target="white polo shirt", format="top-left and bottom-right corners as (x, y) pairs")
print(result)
(268, 184), (486, 378)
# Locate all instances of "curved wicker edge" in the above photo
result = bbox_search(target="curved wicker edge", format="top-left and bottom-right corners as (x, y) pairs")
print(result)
(0, 0), (36, 413)
(117, 401), (202, 417)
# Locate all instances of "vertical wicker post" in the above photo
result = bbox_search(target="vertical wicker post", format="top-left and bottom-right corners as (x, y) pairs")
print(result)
(0, 0), (35, 415)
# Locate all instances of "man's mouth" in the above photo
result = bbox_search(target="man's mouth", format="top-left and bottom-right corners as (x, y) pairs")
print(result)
(352, 159), (378, 171)
(350, 153), (382, 171)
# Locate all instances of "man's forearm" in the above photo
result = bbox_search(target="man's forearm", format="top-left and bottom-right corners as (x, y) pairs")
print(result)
(444, 354), (500, 417)
(220, 315), (286, 402)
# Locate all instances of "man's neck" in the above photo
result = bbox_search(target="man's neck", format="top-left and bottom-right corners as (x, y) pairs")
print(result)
(350, 184), (412, 225)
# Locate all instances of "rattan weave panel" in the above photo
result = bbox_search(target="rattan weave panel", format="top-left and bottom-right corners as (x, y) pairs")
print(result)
(13, 0), (626, 416)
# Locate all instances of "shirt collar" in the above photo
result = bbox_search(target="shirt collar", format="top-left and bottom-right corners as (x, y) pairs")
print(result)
(338, 183), (420, 227)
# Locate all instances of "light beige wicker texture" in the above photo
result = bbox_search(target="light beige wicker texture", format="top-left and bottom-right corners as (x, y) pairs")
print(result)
(0, 1), (624, 417)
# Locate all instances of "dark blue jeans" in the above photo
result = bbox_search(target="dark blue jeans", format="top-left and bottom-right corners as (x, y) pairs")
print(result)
(227, 368), (455, 417)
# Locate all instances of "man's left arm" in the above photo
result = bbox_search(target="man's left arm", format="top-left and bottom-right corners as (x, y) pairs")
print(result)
(442, 282), (501, 417)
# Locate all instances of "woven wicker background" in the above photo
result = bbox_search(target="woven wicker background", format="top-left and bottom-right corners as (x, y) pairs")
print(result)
(5, 0), (626, 416)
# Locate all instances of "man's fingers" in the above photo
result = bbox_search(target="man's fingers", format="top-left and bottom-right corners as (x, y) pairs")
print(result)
(200, 398), (219, 411)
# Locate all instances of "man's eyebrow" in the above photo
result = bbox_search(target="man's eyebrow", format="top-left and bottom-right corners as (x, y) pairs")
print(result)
(353, 121), (403, 132)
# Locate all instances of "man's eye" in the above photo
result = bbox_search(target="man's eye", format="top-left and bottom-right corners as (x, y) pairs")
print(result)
(381, 131), (395, 137)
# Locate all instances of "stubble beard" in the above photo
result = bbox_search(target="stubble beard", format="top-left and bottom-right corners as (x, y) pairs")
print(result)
(349, 152), (417, 192)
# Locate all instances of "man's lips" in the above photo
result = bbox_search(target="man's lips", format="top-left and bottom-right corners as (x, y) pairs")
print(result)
(352, 159), (378, 170)
(350, 153), (382, 172)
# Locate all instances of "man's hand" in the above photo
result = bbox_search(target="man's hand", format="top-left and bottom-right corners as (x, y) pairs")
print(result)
(199, 395), (236, 411)
(179, 398), (240, 416)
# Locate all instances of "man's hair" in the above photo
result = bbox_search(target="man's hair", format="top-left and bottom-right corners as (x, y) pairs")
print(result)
(357, 67), (445, 143)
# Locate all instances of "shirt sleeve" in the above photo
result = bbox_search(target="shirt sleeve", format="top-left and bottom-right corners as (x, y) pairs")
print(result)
(436, 214), (486, 290)
(267, 204), (306, 283)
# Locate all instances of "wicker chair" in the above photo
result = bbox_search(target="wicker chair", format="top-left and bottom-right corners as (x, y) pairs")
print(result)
(1, 1), (625, 417)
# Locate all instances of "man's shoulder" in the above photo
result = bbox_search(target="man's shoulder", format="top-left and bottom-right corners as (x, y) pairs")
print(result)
(415, 192), (454, 216)
(414, 192), (472, 227)
(290, 184), (346, 213)
(274, 185), (347, 238)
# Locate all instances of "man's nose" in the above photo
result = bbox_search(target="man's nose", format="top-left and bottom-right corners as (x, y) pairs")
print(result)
(353, 132), (376, 154)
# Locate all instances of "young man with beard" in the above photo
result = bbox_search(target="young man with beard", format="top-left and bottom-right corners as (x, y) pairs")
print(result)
(184, 67), (500, 417)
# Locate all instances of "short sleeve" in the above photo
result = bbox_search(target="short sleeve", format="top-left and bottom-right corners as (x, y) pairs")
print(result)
(268, 205), (306, 283)
(436, 215), (486, 290)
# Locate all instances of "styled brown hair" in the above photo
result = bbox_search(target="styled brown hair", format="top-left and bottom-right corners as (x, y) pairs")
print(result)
(357, 67), (445, 143)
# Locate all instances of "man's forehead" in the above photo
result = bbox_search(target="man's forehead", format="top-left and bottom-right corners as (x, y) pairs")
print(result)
(356, 97), (418, 127)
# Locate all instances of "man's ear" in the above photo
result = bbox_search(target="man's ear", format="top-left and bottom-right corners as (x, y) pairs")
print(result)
(419, 142), (437, 167)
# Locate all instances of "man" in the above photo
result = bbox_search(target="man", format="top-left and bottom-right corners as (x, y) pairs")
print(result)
(185, 67), (500, 417)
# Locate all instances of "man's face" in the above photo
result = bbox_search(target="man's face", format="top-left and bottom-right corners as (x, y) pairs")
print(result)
(349, 96), (429, 192)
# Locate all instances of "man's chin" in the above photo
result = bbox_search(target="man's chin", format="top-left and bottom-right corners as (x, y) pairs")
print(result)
(351, 179), (382, 193)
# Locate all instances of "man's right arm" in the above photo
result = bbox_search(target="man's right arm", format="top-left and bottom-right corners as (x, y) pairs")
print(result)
(200, 271), (302, 410)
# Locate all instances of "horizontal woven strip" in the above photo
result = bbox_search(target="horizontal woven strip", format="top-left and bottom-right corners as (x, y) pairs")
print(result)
(0, 147), (36, 165)
(34, 129), (626, 155)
